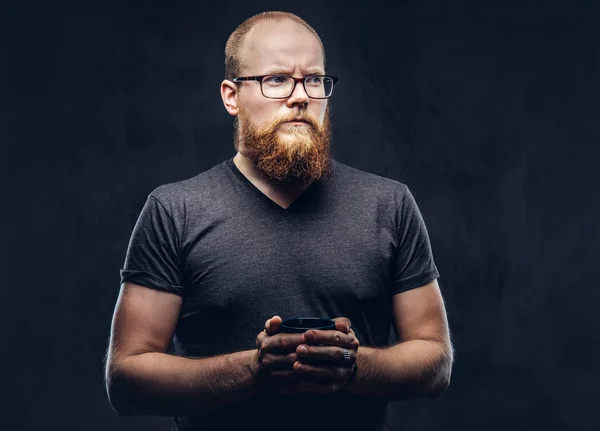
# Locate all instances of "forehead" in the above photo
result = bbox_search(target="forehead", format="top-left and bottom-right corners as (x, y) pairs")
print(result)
(240, 19), (324, 74)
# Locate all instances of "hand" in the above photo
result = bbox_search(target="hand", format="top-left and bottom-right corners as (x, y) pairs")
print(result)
(254, 316), (305, 394)
(294, 317), (359, 394)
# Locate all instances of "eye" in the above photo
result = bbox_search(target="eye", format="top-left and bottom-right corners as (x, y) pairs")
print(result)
(263, 75), (288, 86)
(306, 76), (323, 86)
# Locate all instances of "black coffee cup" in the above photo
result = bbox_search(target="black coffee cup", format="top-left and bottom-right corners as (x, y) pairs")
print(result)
(279, 317), (336, 333)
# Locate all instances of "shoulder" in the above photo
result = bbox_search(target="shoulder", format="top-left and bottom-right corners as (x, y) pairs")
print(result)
(330, 158), (410, 205)
(147, 159), (230, 210)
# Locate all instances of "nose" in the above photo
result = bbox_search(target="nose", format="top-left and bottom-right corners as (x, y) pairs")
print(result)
(286, 79), (310, 107)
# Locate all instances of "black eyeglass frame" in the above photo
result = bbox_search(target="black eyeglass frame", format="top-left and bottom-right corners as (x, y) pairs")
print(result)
(231, 74), (339, 99)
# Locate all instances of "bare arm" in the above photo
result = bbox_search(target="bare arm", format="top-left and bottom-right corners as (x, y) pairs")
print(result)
(344, 279), (453, 400)
(104, 282), (264, 416)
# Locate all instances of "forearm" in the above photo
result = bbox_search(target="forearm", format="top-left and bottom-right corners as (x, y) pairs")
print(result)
(107, 349), (262, 416)
(344, 340), (453, 400)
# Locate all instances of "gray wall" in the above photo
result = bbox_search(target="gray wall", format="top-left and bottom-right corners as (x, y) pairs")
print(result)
(2, 0), (598, 430)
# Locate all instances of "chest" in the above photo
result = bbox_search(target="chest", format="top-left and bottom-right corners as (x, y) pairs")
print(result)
(179, 210), (396, 314)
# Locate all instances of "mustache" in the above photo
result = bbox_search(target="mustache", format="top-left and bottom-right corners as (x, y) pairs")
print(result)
(276, 113), (319, 128)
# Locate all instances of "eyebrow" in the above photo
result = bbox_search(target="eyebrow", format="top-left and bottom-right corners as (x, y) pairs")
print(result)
(262, 68), (325, 76)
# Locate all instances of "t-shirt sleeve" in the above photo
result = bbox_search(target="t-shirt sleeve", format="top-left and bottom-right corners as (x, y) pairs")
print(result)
(119, 193), (184, 296)
(391, 187), (440, 294)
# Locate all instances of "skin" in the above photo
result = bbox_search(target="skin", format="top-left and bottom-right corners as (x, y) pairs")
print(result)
(255, 316), (359, 394)
(105, 19), (452, 414)
(222, 19), (358, 394)
(220, 19), (452, 395)
(220, 19), (329, 208)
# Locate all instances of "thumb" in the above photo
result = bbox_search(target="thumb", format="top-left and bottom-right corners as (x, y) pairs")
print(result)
(333, 317), (351, 333)
(266, 315), (282, 335)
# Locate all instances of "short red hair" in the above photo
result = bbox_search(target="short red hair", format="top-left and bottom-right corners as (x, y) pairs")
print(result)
(224, 11), (326, 80)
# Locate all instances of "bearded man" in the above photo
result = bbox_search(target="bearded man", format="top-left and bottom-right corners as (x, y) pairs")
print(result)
(105, 11), (453, 431)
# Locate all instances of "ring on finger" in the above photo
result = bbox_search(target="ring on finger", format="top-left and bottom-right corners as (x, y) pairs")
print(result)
(341, 348), (352, 365)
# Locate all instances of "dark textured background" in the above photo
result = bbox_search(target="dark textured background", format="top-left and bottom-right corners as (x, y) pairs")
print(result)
(2, 0), (599, 430)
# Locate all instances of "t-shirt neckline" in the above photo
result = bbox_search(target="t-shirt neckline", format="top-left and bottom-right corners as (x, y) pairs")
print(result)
(225, 157), (327, 213)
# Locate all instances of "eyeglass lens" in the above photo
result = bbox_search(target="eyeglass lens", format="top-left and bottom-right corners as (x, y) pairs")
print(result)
(261, 76), (334, 98)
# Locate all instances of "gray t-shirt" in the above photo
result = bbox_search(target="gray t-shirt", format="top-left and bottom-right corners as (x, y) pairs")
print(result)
(120, 157), (439, 431)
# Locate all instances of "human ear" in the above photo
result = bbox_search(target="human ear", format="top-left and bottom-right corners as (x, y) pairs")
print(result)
(220, 80), (239, 116)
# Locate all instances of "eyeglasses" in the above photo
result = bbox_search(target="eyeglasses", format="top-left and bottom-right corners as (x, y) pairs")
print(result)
(232, 74), (338, 99)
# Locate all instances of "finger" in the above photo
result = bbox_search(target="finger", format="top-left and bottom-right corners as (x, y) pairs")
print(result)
(265, 318), (273, 335)
(256, 329), (268, 349)
(333, 317), (352, 333)
(293, 361), (349, 382)
(265, 316), (282, 335)
(259, 352), (299, 370)
(303, 329), (357, 348)
(261, 333), (306, 352)
(271, 316), (282, 332)
(264, 369), (299, 379)
(296, 345), (356, 364)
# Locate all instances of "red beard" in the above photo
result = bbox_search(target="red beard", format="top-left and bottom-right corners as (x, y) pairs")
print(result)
(234, 105), (333, 183)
